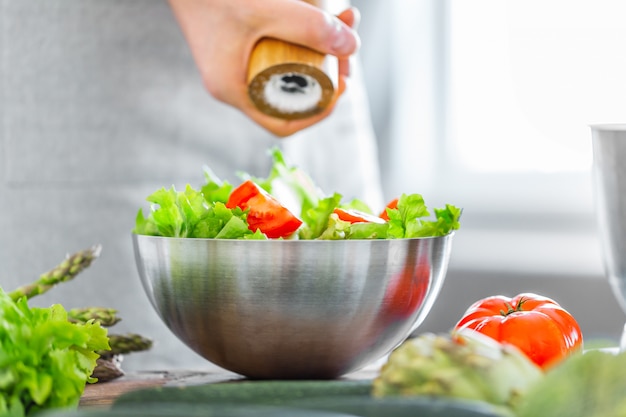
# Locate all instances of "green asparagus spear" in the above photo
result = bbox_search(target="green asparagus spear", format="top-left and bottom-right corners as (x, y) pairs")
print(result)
(8, 245), (102, 302)
(68, 307), (121, 327)
(99, 333), (153, 356)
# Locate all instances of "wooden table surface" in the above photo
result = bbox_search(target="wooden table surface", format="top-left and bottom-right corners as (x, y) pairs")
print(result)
(80, 370), (238, 408)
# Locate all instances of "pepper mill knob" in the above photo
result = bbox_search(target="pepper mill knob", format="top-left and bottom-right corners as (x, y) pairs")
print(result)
(246, 1), (337, 120)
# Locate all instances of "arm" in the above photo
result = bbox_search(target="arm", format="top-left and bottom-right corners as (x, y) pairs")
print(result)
(167, 0), (360, 137)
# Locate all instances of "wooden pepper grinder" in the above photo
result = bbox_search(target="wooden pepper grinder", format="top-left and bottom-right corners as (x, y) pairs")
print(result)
(247, 0), (337, 120)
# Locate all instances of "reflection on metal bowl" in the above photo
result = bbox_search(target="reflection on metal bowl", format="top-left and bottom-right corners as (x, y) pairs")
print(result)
(132, 234), (454, 379)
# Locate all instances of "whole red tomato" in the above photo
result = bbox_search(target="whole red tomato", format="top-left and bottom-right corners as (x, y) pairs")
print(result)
(454, 293), (583, 369)
(226, 180), (302, 239)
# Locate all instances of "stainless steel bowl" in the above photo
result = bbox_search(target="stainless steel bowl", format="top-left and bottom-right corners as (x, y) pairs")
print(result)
(132, 234), (454, 379)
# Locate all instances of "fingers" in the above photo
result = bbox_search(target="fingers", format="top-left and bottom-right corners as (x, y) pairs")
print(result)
(253, 1), (361, 58)
(335, 8), (359, 79)
(239, 4), (360, 136)
(168, 0), (360, 137)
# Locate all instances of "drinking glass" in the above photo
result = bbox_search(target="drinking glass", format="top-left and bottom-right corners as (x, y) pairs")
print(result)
(591, 124), (626, 318)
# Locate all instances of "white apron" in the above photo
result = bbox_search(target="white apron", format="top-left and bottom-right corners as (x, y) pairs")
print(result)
(0, 0), (382, 370)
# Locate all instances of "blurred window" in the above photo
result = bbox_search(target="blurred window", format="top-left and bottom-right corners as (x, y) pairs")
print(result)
(384, 0), (626, 275)
(448, 0), (626, 174)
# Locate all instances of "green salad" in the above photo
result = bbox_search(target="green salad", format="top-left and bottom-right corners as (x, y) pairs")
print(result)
(134, 148), (461, 240)
(0, 288), (109, 416)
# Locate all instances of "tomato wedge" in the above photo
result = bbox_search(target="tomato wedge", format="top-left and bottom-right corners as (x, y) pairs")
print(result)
(333, 207), (387, 224)
(379, 198), (399, 221)
(226, 180), (302, 238)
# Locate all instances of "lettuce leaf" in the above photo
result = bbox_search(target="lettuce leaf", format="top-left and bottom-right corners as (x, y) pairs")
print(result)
(317, 213), (352, 240)
(133, 186), (258, 239)
(298, 193), (342, 240)
(316, 213), (390, 240)
(201, 165), (233, 205)
(346, 221), (389, 239)
(0, 288), (109, 416)
(386, 194), (462, 238)
(133, 148), (462, 240)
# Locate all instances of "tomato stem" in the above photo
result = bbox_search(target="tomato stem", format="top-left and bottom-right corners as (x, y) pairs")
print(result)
(499, 298), (527, 316)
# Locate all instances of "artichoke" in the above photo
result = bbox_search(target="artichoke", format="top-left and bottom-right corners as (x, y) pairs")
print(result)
(372, 330), (543, 412)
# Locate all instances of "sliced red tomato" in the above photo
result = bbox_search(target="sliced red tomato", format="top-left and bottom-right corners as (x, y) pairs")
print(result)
(226, 180), (302, 238)
(379, 198), (399, 221)
(454, 293), (583, 369)
(333, 207), (387, 224)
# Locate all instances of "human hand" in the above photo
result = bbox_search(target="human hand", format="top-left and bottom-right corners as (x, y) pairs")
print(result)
(168, 0), (360, 137)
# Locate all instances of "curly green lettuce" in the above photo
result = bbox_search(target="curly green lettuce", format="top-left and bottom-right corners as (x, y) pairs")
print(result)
(133, 185), (265, 240)
(386, 194), (462, 238)
(133, 147), (461, 240)
(0, 288), (109, 417)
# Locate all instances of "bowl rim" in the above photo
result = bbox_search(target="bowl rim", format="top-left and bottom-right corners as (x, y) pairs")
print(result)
(131, 231), (455, 243)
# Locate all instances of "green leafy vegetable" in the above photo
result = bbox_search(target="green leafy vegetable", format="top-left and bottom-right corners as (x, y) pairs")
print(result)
(201, 165), (233, 205)
(516, 349), (626, 417)
(0, 288), (109, 416)
(316, 212), (352, 240)
(133, 186), (260, 240)
(298, 193), (343, 240)
(133, 147), (461, 240)
(345, 221), (389, 240)
(386, 194), (462, 238)
(314, 214), (389, 240)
